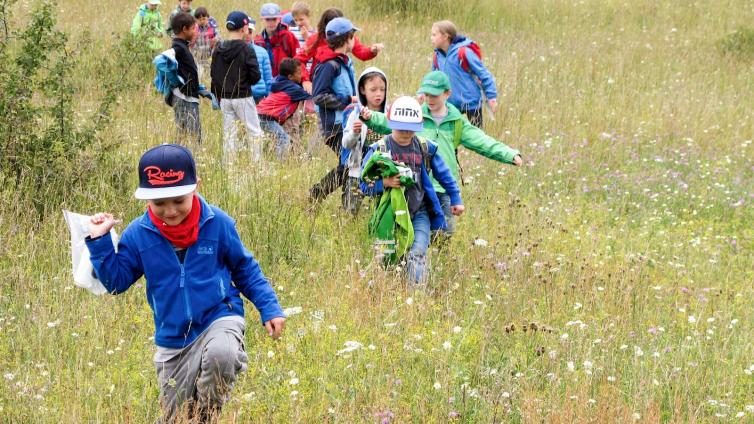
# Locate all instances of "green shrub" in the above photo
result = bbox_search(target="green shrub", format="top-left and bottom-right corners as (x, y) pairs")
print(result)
(718, 26), (754, 58)
(0, 0), (151, 222)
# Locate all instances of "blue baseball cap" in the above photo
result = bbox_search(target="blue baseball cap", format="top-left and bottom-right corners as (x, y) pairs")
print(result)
(134, 144), (198, 200)
(282, 11), (294, 26)
(260, 3), (282, 18)
(386, 96), (424, 132)
(226, 11), (250, 31)
(325, 17), (359, 40)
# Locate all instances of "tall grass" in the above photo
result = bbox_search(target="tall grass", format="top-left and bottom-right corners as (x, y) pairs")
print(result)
(1, 0), (753, 422)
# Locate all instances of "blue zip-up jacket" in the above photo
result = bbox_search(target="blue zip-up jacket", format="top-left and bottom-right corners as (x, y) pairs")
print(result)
(432, 36), (497, 111)
(250, 43), (274, 98)
(153, 48), (184, 104)
(360, 137), (463, 231)
(85, 196), (284, 349)
(311, 53), (356, 136)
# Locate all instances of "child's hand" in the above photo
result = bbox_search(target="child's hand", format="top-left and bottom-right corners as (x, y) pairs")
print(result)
(450, 205), (465, 216)
(352, 120), (363, 134)
(303, 81), (313, 94)
(487, 99), (498, 113)
(360, 108), (372, 121)
(89, 213), (120, 238)
(382, 175), (401, 188)
(513, 155), (523, 166)
(264, 317), (285, 340)
(371, 43), (385, 54)
(351, 96), (359, 104)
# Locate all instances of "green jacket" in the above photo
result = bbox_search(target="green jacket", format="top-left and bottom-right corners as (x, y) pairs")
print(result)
(131, 4), (164, 50)
(364, 102), (521, 193)
(166, 6), (195, 37)
(361, 151), (415, 264)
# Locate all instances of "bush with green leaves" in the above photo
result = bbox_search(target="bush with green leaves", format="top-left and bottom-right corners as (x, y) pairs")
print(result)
(718, 26), (754, 58)
(0, 0), (151, 221)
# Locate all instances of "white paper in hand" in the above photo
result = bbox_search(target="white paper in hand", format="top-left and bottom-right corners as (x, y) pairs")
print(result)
(62, 210), (117, 296)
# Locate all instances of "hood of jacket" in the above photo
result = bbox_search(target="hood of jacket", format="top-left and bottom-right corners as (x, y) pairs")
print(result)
(314, 43), (349, 65)
(357, 66), (388, 112)
(269, 74), (298, 92)
(215, 39), (248, 61)
(446, 35), (473, 55)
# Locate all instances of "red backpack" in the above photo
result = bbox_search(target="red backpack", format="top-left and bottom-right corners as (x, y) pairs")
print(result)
(432, 41), (483, 73)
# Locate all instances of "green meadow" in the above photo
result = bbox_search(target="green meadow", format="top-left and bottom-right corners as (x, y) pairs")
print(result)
(1, 0), (753, 422)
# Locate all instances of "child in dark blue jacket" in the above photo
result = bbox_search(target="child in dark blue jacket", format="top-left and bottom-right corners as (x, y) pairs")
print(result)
(85, 144), (285, 422)
(257, 58), (311, 159)
(308, 17), (358, 203)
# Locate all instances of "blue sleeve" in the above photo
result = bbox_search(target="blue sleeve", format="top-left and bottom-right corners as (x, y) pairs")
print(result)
(466, 49), (497, 100)
(262, 55), (273, 94)
(289, 83), (312, 102)
(312, 62), (351, 109)
(222, 218), (284, 324)
(85, 228), (144, 295)
(430, 146), (463, 205)
(359, 147), (385, 196)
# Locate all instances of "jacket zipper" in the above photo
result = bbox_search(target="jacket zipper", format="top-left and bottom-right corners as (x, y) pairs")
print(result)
(180, 261), (192, 325)
(219, 277), (226, 299)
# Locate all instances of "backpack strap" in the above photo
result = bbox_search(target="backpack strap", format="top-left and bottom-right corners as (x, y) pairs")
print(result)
(458, 46), (469, 73)
(376, 138), (388, 154)
(432, 51), (439, 70)
(417, 137), (431, 173)
(452, 119), (466, 186)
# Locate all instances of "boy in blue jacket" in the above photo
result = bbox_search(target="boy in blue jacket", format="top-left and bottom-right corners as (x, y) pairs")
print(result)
(360, 96), (464, 287)
(85, 144), (285, 422)
(309, 17), (358, 203)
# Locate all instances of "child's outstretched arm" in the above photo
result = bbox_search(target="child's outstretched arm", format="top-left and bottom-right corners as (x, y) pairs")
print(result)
(360, 109), (391, 136)
(222, 218), (285, 336)
(430, 151), (465, 215)
(352, 36), (381, 61)
(86, 213), (144, 294)
(459, 117), (522, 165)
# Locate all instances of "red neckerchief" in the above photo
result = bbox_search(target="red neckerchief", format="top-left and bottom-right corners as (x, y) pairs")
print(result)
(148, 195), (201, 248)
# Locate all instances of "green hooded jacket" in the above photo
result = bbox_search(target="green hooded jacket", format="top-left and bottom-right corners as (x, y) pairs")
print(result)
(361, 151), (416, 264)
(364, 102), (521, 193)
(131, 4), (164, 50)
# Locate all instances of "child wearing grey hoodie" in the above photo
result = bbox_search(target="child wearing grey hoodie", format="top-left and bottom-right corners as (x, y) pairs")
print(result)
(341, 67), (388, 214)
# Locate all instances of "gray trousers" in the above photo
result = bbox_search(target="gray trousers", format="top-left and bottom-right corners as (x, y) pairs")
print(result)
(220, 97), (263, 162)
(155, 319), (248, 423)
(173, 97), (202, 144)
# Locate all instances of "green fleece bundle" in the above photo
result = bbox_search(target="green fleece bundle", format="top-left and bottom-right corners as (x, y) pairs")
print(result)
(361, 152), (416, 264)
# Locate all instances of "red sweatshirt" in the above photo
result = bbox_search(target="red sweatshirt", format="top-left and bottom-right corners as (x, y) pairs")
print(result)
(296, 34), (377, 81)
(254, 23), (300, 77)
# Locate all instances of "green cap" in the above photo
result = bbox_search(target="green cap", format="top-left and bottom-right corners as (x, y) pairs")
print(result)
(417, 71), (451, 96)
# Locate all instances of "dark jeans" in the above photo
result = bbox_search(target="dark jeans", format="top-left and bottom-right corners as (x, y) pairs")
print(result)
(309, 129), (347, 201)
(174, 97), (202, 144)
(462, 107), (483, 128)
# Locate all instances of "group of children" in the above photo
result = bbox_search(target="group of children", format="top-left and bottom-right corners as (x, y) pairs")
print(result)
(108, 4), (521, 422)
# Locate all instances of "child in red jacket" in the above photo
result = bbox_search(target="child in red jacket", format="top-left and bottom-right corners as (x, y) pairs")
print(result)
(295, 7), (384, 85)
(254, 3), (299, 77)
(257, 58), (311, 159)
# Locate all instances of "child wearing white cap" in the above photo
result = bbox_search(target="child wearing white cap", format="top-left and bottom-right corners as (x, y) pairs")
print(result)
(360, 96), (464, 287)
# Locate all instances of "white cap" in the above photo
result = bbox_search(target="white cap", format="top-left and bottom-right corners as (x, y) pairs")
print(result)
(386, 96), (424, 132)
